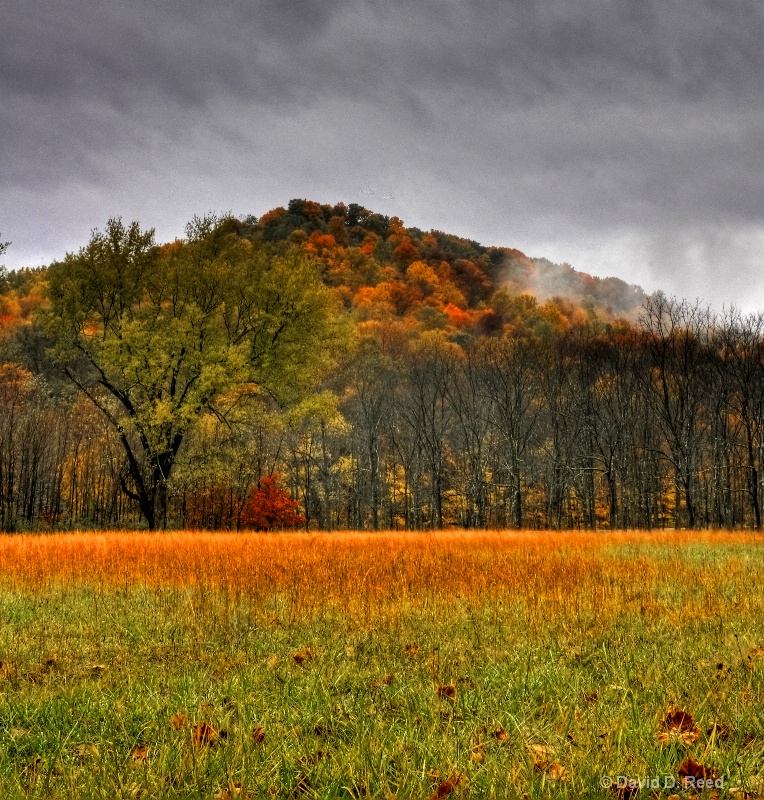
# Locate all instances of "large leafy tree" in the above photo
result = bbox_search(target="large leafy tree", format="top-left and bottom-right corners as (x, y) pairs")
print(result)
(45, 215), (345, 529)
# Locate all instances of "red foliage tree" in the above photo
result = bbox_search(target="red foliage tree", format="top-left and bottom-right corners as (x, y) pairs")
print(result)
(240, 475), (305, 530)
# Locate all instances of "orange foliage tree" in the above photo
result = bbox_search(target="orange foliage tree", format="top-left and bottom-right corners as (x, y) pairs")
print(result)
(240, 475), (305, 530)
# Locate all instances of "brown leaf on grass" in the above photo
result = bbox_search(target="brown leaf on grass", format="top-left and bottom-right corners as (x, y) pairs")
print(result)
(191, 722), (217, 748)
(405, 643), (419, 658)
(747, 646), (764, 660)
(428, 773), (466, 799)
(492, 725), (508, 741)
(607, 782), (638, 799)
(170, 711), (188, 730)
(371, 673), (393, 688)
(545, 762), (569, 781)
(252, 726), (265, 744)
(583, 690), (598, 702)
(213, 786), (240, 800)
(526, 743), (554, 766)
(131, 744), (149, 762)
(658, 709), (700, 746)
(469, 738), (486, 763)
(436, 684), (457, 701)
(292, 648), (315, 665)
(678, 756), (717, 785)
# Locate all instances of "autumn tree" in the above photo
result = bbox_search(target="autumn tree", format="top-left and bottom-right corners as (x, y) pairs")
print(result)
(239, 474), (305, 530)
(44, 216), (345, 530)
(639, 294), (712, 528)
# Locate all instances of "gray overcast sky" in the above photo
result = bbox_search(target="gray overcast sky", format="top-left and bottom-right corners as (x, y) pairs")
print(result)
(3, 1), (764, 310)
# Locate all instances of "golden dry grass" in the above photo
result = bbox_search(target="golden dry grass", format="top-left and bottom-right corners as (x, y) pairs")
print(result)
(1, 529), (764, 797)
(0, 528), (761, 624)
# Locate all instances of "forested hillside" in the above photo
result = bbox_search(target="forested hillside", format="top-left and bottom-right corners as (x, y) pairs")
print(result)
(0, 203), (762, 531)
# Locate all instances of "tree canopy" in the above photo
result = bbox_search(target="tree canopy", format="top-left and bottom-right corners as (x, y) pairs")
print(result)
(44, 216), (346, 529)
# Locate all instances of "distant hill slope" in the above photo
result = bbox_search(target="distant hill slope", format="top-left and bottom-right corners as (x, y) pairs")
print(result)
(0, 200), (646, 342)
(241, 199), (646, 322)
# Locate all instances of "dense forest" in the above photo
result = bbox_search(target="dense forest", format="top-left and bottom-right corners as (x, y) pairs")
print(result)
(1, 200), (763, 531)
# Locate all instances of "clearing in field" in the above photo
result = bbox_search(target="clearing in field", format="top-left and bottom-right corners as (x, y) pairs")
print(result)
(0, 529), (763, 799)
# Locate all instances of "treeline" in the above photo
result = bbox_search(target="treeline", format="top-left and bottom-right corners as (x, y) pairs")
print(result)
(1, 207), (763, 531)
(2, 293), (764, 530)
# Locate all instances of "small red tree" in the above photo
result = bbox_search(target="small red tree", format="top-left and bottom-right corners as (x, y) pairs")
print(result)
(240, 474), (305, 530)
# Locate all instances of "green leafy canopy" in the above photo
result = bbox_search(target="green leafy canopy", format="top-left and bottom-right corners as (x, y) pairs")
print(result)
(44, 215), (348, 528)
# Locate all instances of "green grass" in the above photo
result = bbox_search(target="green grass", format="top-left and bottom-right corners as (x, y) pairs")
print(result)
(0, 540), (763, 798)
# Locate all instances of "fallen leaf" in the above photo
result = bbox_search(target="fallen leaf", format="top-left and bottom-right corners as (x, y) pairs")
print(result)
(131, 744), (149, 762)
(607, 781), (638, 799)
(546, 762), (569, 781)
(191, 722), (217, 748)
(678, 756), (717, 785)
(469, 738), (485, 763)
(292, 648), (315, 665)
(436, 684), (457, 701)
(428, 773), (465, 799)
(526, 743), (554, 765)
(659, 708), (700, 746)
(170, 712), (188, 730)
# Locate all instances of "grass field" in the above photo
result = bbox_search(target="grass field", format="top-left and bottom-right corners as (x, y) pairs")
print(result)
(0, 529), (763, 799)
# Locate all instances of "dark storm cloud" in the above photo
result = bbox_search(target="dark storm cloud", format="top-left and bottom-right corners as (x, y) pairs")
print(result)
(2, 0), (764, 308)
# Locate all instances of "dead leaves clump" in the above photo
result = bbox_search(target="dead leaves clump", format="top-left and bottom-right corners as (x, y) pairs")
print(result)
(678, 755), (718, 786)
(435, 684), (457, 702)
(170, 711), (188, 730)
(658, 708), (700, 746)
(428, 772), (466, 799)
(131, 744), (149, 763)
(191, 722), (217, 748)
(291, 648), (315, 666)
(526, 743), (569, 781)
(492, 725), (508, 741)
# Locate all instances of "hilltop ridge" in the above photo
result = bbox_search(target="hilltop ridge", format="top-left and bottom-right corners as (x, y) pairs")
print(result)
(240, 198), (646, 324)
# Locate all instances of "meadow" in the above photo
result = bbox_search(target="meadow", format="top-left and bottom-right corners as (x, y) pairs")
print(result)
(0, 529), (763, 799)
